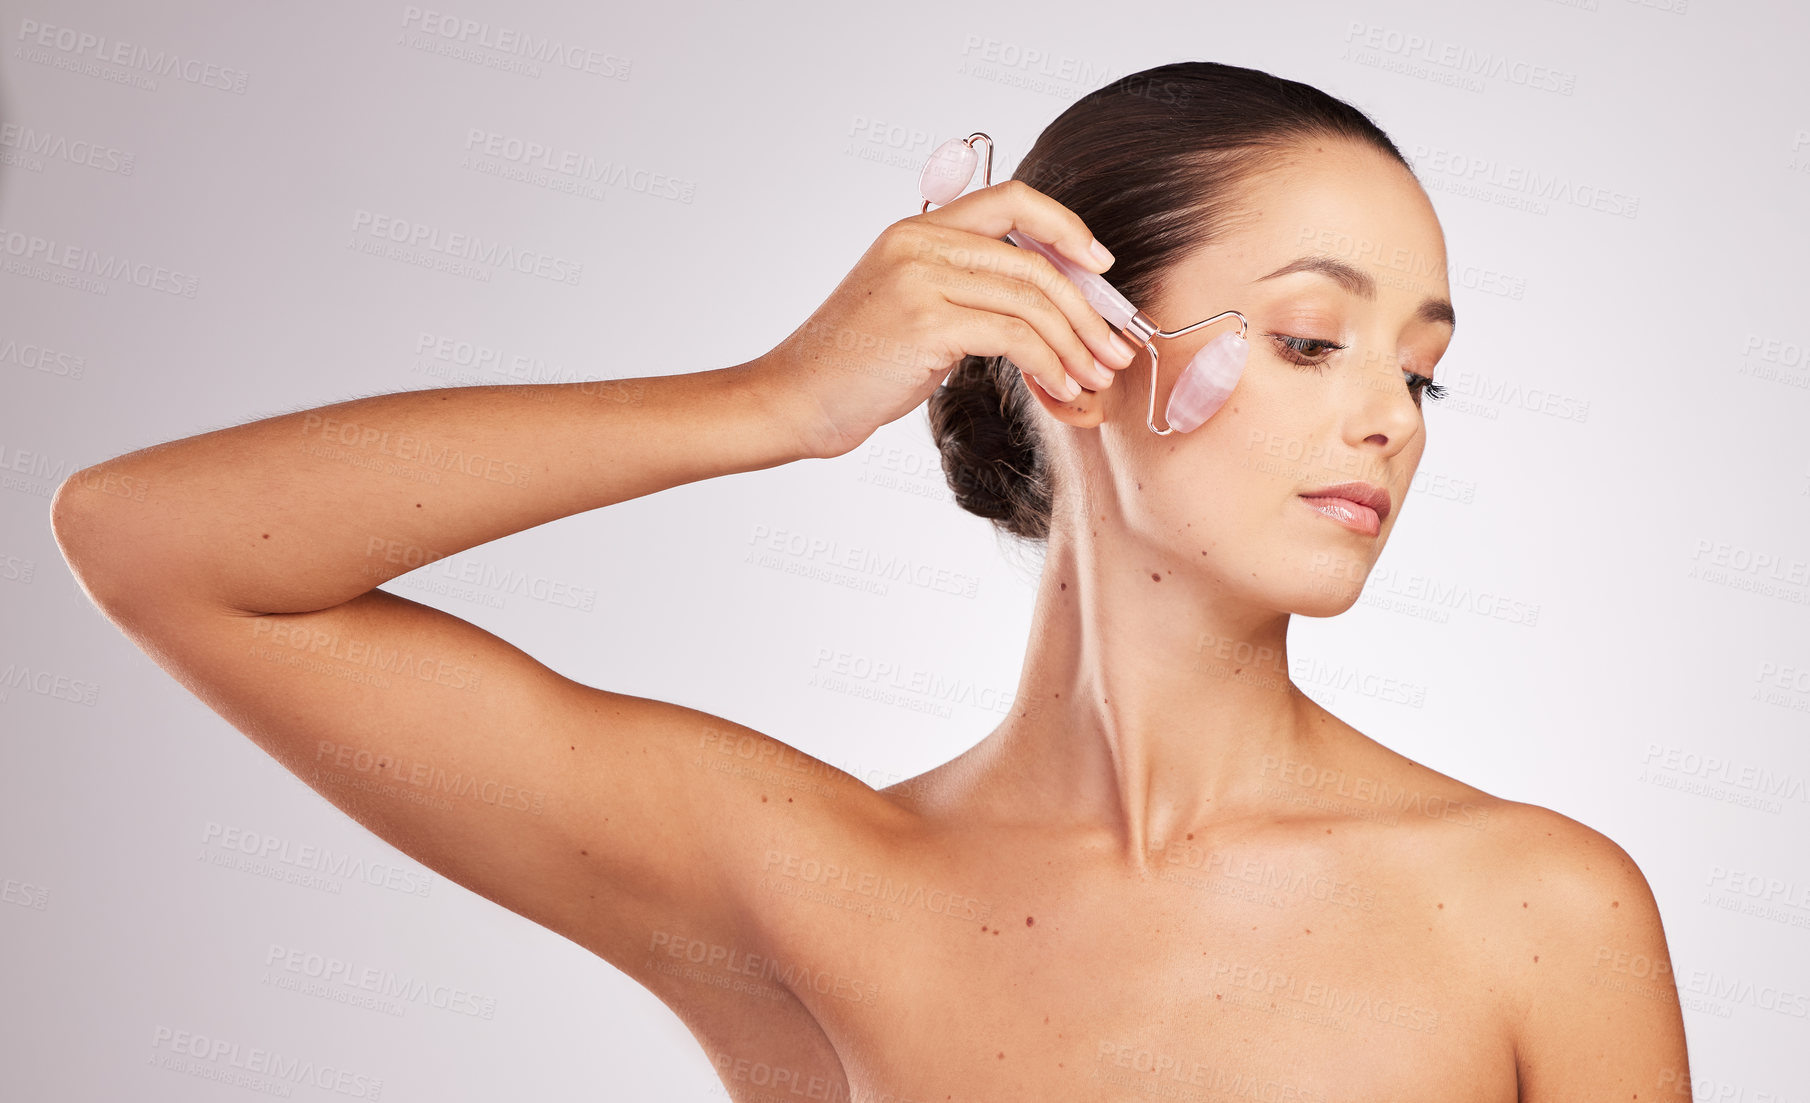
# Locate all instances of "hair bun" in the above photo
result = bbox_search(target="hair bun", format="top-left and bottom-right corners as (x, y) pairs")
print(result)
(927, 355), (1052, 542)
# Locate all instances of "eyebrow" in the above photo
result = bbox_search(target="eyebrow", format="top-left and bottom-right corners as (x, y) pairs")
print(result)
(1256, 254), (1456, 331)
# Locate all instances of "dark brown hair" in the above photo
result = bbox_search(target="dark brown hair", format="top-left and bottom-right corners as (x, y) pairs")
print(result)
(926, 60), (1414, 542)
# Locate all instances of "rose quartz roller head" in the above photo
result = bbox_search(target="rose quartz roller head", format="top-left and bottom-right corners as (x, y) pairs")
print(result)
(1157, 329), (1249, 435)
(917, 132), (1250, 435)
(918, 136), (986, 208)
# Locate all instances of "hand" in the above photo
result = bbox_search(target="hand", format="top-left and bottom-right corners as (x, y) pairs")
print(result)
(754, 178), (1141, 461)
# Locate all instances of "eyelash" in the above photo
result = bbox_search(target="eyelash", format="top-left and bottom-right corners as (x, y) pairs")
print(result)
(1266, 334), (1448, 405)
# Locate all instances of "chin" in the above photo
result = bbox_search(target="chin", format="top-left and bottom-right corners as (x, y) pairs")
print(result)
(1283, 576), (1367, 618)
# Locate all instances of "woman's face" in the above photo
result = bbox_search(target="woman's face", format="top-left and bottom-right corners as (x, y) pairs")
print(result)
(1080, 139), (1455, 617)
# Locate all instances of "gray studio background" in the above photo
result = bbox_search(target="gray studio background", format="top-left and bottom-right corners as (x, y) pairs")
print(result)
(3, 0), (1806, 1097)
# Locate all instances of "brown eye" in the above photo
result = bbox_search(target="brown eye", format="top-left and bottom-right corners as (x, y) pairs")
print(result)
(1267, 334), (1346, 370)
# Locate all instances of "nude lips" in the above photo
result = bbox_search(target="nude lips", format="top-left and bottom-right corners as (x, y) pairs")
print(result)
(1299, 495), (1382, 537)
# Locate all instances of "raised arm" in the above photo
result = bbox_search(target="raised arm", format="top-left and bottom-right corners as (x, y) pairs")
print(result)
(48, 180), (1137, 979)
(54, 367), (812, 618)
(47, 363), (893, 971)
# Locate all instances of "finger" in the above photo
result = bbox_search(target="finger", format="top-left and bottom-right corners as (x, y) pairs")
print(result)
(905, 224), (1134, 380)
(940, 302), (1085, 403)
(922, 262), (1113, 391)
(918, 177), (1115, 277)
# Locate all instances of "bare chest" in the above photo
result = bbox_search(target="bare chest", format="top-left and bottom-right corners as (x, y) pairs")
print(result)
(689, 833), (1519, 1103)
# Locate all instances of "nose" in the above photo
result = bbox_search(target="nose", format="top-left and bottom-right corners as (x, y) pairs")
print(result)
(1348, 348), (1422, 453)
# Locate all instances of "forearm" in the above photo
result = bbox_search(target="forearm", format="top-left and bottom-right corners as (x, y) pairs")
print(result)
(53, 362), (809, 616)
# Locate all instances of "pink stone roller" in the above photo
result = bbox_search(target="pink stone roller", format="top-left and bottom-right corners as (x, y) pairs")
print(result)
(917, 132), (1250, 435)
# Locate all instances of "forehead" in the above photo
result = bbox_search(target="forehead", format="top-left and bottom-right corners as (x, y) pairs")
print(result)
(1165, 141), (1451, 310)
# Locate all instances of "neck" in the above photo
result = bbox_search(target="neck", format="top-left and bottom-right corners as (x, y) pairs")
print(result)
(974, 519), (1331, 867)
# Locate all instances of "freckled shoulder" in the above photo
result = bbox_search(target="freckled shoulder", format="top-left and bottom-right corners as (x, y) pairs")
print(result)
(1441, 798), (1673, 1016)
(1320, 726), (1654, 950)
(1461, 799), (1659, 918)
(1450, 799), (1686, 1091)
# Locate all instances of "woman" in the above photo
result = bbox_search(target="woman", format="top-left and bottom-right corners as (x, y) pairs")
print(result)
(51, 61), (1688, 1100)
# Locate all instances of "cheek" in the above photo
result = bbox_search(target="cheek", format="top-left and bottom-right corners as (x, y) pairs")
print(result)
(1140, 400), (1307, 532)
(1112, 353), (1319, 523)
(1194, 370), (1319, 487)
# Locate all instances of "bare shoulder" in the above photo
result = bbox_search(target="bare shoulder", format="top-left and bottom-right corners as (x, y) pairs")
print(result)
(1333, 727), (1643, 880)
(1360, 737), (1665, 935)
(1335, 731), (1671, 979)
(1471, 798), (1659, 902)
(1461, 799), (1689, 1091)
(1344, 736), (1688, 1090)
(1431, 790), (1668, 949)
(1466, 797), (1676, 993)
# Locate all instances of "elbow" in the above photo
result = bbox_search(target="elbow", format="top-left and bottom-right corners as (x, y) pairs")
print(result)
(49, 469), (100, 569)
(51, 467), (145, 612)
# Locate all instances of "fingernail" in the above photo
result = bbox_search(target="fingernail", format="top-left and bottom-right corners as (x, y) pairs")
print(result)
(1108, 333), (1136, 365)
(1089, 237), (1114, 270)
(1093, 358), (1115, 388)
(1060, 373), (1082, 400)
